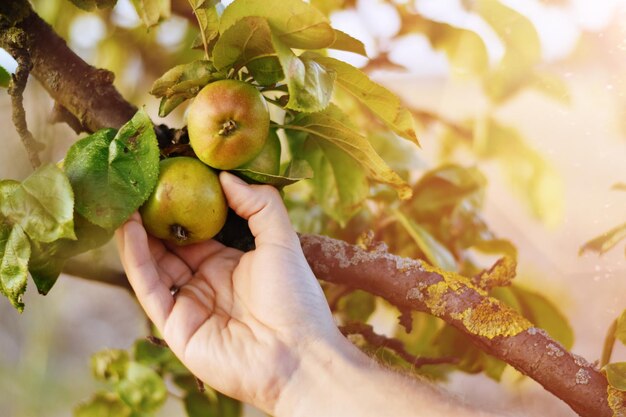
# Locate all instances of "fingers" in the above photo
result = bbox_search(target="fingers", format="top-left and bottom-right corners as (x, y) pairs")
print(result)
(219, 172), (299, 248)
(115, 215), (173, 331)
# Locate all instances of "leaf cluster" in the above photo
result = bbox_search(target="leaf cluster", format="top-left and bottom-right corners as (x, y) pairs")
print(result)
(75, 338), (241, 417)
(146, 0), (419, 222)
(0, 110), (160, 311)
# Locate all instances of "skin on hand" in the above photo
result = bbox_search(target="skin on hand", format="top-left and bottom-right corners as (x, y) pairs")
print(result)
(117, 172), (494, 417)
(116, 171), (343, 414)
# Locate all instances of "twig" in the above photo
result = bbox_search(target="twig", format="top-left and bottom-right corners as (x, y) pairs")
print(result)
(6, 28), (41, 169)
(340, 322), (458, 367)
(147, 335), (169, 348)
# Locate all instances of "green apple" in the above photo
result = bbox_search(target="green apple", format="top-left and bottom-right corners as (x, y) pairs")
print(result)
(237, 128), (281, 174)
(140, 157), (227, 245)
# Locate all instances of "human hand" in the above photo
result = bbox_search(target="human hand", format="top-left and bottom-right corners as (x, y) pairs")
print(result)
(116, 172), (341, 413)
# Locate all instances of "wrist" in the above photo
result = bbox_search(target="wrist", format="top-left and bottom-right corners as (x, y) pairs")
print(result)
(273, 331), (368, 417)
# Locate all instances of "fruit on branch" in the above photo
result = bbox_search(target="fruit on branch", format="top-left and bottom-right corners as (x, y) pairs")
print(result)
(237, 128), (281, 174)
(187, 79), (270, 170)
(140, 157), (227, 245)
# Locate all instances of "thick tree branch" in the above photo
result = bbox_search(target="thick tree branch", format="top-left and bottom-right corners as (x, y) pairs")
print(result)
(0, 3), (614, 417)
(0, 5), (136, 131)
(300, 234), (611, 417)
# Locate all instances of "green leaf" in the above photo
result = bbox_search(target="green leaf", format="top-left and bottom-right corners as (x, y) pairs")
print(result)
(64, 110), (160, 231)
(28, 215), (113, 295)
(511, 285), (574, 350)
(338, 290), (376, 322)
(392, 209), (457, 272)
(305, 54), (418, 144)
(233, 159), (313, 187)
(74, 392), (133, 417)
(0, 66), (11, 88)
(116, 362), (168, 413)
(476, 0), (540, 65)
(184, 392), (219, 417)
(0, 164), (76, 243)
(411, 164), (486, 215)
(92, 349), (130, 383)
(475, 0), (541, 103)
(68, 0), (118, 11)
(130, 0), (170, 28)
(291, 105), (412, 199)
(615, 310), (626, 347)
(273, 35), (336, 112)
(605, 363), (626, 391)
(435, 324), (507, 381)
(429, 23), (488, 76)
(472, 239), (518, 260)
(0, 222), (30, 312)
(212, 16), (275, 71)
(150, 60), (226, 116)
(133, 339), (187, 375)
(216, 393), (242, 417)
(579, 223), (626, 257)
(405, 18), (488, 76)
(328, 29), (367, 57)
(158, 96), (187, 118)
(246, 57), (284, 86)
(311, 0), (345, 16)
(300, 138), (369, 225)
(368, 131), (425, 174)
(472, 119), (563, 227)
(530, 71), (570, 104)
(220, 0), (336, 50)
(192, 0), (220, 54)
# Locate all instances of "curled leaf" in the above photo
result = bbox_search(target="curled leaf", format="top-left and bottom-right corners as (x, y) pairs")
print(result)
(0, 222), (30, 312)
(579, 223), (626, 257)
(0, 164), (76, 243)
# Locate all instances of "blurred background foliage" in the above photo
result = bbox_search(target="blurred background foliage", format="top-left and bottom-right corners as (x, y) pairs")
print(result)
(0, 0), (625, 416)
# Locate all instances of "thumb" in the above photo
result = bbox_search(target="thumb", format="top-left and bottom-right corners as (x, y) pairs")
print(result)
(219, 171), (299, 248)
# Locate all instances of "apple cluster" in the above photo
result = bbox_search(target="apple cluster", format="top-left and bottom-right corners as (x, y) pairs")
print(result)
(141, 80), (277, 245)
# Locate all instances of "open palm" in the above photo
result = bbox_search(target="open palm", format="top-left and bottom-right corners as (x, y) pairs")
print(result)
(116, 173), (338, 413)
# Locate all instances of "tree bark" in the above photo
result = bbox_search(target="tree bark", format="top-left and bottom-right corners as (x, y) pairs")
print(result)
(300, 234), (611, 417)
(0, 4), (614, 417)
(0, 12), (136, 132)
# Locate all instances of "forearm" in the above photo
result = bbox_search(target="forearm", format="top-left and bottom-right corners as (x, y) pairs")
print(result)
(275, 333), (493, 417)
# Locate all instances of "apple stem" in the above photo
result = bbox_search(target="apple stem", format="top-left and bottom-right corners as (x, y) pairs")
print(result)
(218, 119), (237, 136)
(171, 224), (189, 242)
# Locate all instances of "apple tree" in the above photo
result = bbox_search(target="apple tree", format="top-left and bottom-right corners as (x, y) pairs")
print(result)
(0, 0), (624, 416)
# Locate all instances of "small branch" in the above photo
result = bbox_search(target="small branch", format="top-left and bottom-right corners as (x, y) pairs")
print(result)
(49, 102), (86, 134)
(340, 322), (457, 367)
(6, 28), (42, 169)
(195, 376), (206, 393)
(147, 335), (168, 347)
